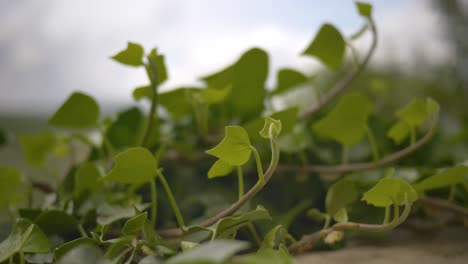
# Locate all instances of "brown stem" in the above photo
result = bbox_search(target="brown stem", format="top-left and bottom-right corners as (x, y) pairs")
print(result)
(280, 119), (436, 175)
(31, 181), (54, 194)
(298, 17), (377, 121)
(418, 196), (468, 218)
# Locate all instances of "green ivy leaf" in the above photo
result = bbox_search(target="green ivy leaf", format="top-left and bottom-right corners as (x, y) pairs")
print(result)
(212, 205), (271, 239)
(105, 147), (158, 184)
(362, 178), (418, 207)
(49, 92), (100, 128)
(122, 212), (147, 236)
(0, 167), (26, 209)
(0, 218), (51, 262)
(147, 48), (168, 85)
(18, 130), (56, 167)
(272, 68), (308, 95)
(97, 203), (148, 226)
(302, 24), (346, 69)
(396, 98), (428, 127)
(260, 225), (286, 250)
(412, 165), (468, 192)
(208, 159), (234, 179)
(325, 178), (358, 216)
(200, 86), (231, 104)
(206, 126), (252, 166)
(132, 85), (152, 101)
(34, 210), (80, 236)
(74, 162), (102, 197)
(56, 245), (110, 264)
(202, 48), (269, 120)
(159, 87), (202, 120)
(111, 42), (144, 67)
(259, 117), (282, 139)
(387, 121), (411, 144)
(166, 240), (249, 264)
(356, 2), (373, 17)
(106, 107), (143, 149)
(312, 92), (373, 146)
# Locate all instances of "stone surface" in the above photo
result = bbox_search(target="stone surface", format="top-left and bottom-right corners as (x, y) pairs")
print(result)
(296, 227), (468, 264)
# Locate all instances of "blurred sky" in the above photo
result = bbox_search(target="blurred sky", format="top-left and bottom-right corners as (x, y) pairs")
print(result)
(0, 0), (454, 115)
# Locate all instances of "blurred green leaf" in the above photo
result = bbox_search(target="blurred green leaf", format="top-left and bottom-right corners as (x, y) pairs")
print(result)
(325, 178), (358, 216)
(202, 48), (269, 120)
(19, 130), (56, 167)
(0, 128), (6, 147)
(302, 24), (345, 69)
(97, 204), (147, 226)
(278, 124), (310, 153)
(237, 248), (294, 264)
(208, 159), (234, 179)
(356, 2), (373, 17)
(272, 68), (308, 95)
(132, 85), (152, 101)
(306, 208), (328, 222)
(200, 86), (231, 104)
(312, 92), (373, 146)
(0, 167), (25, 209)
(260, 225), (286, 250)
(105, 147), (158, 184)
(387, 121), (411, 144)
(396, 98), (428, 127)
(106, 107), (143, 149)
(49, 92), (100, 128)
(206, 126), (252, 166)
(0, 218), (50, 262)
(159, 87), (201, 120)
(56, 245), (111, 264)
(111, 42), (144, 66)
(363, 178), (418, 207)
(74, 162), (102, 197)
(213, 205), (271, 239)
(54, 237), (98, 260)
(147, 48), (168, 85)
(166, 240), (249, 264)
(122, 212), (147, 236)
(34, 210), (79, 236)
(412, 165), (468, 192)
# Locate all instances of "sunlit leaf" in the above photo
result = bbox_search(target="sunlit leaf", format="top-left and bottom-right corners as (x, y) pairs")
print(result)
(302, 24), (346, 69)
(272, 68), (308, 95)
(202, 48), (269, 120)
(18, 130), (56, 167)
(49, 92), (100, 128)
(106, 107), (143, 149)
(105, 147), (158, 184)
(122, 212), (147, 236)
(362, 178), (418, 207)
(166, 240), (249, 264)
(412, 165), (468, 192)
(208, 159), (234, 179)
(325, 178), (358, 216)
(356, 2), (373, 17)
(312, 92), (373, 146)
(0, 218), (50, 262)
(111, 42), (144, 67)
(213, 205), (271, 238)
(206, 126), (252, 166)
(0, 167), (25, 209)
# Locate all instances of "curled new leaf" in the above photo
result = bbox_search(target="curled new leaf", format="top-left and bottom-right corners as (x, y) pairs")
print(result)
(302, 24), (346, 70)
(356, 2), (373, 17)
(206, 126), (252, 166)
(259, 117), (282, 139)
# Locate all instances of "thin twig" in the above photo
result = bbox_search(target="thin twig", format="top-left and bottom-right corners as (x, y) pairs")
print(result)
(280, 119), (436, 175)
(418, 196), (468, 218)
(298, 17), (378, 121)
(140, 61), (159, 147)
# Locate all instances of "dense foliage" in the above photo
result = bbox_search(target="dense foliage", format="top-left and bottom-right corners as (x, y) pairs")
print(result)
(1, 2), (467, 263)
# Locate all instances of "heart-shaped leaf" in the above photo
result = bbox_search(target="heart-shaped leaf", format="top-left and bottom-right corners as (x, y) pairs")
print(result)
(206, 126), (252, 166)
(272, 68), (308, 95)
(74, 162), (102, 197)
(212, 205), (271, 239)
(208, 159), (234, 179)
(105, 147), (158, 184)
(325, 178), (358, 216)
(362, 178), (418, 207)
(49, 92), (100, 128)
(356, 2), (373, 17)
(312, 92), (373, 146)
(302, 24), (345, 69)
(147, 48), (168, 85)
(106, 107), (143, 149)
(111, 42), (144, 66)
(0, 167), (26, 209)
(122, 212), (147, 236)
(412, 165), (468, 192)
